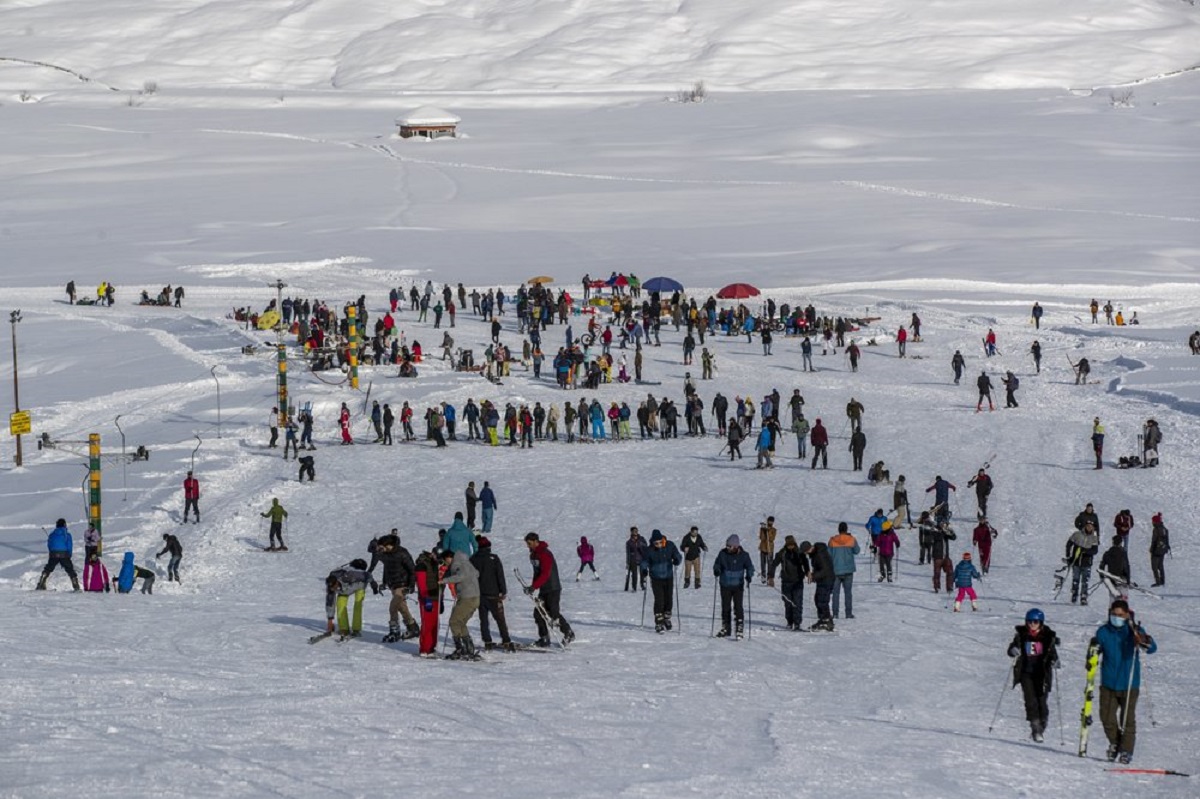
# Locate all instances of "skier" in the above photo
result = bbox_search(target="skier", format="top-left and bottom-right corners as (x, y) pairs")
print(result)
(81, 552), (111, 593)
(829, 522), (860, 620)
(972, 518), (997, 575)
(1148, 513), (1170, 587)
(1098, 536), (1131, 600)
(625, 527), (648, 591)
(322, 559), (378, 639)
(952, 552), (981, 612)
(712, 535), (754, 638)
(1093, 599), (1157, 764)
(1075, 357), (1091, 385)
(479, 481), (498, 533)
(368, 532), (419, 642)
(975, 371), (995, 412)
(260, 498), (288, 551)
(874, 522), (900, 583)
(36, 519), (79, 591)
(680, 526), (708, 589)
(1006, 608), (1059, 742)
(967, 468), (993, 517)
(951, 350), (965, 385)
(849, 428), (867, 471)
(576, 536), (598, 580)
(810, 418), (829, 469)
(801, 540), (836, 631)
(414, 549), (442, 656)
(641, 530), (683, 633)
(1091, 417), (1105, 469)
(298, 406), (315, 449)
(726, 418), (744, 461)
(156, 533), (183, 582)
(767, 535), (809, 630)
(439, 548), (481, 660)
(1030, 341), (1042, 373)
(1065, 521), (1100, 605)
(757, 520), (777, 578)
(984, 328), (997, 356)
(182, 471), (200, 523)
(1002, 371), (1019, 408)
(523, 533), (575, 646)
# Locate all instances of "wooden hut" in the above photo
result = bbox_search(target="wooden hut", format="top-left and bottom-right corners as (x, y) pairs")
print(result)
(395, 106), (460, 139)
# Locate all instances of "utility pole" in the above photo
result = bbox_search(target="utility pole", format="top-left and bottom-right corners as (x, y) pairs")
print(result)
(10, 310), (23, 467)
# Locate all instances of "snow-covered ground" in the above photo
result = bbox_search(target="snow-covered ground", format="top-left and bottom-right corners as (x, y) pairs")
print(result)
(2, 2), (1200, 797)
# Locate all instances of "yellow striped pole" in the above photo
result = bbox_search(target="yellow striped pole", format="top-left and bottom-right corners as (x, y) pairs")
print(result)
(88, 433), (102, 554)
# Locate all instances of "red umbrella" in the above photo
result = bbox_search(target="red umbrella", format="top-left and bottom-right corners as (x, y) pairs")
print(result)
(716, 282), (760, 299)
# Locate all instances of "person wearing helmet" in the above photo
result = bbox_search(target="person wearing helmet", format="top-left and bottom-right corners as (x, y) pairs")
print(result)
(953, 551), (981, 612)
(1007, 609), (1060, 742)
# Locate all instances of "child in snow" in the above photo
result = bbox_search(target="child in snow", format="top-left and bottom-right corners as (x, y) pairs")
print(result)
(953, 552), (981, 611)
(576, 536), (598, 580)
(82, 552), (111, 592)
(1006, 608), (1059, 743)
(875, 522), (900, 583)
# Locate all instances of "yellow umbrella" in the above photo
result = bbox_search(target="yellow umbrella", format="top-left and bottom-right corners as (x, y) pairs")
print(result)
(527, 276), (555, 285)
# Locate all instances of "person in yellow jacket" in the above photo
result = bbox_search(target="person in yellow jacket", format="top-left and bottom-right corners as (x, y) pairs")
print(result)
(757, 517), (778, 583)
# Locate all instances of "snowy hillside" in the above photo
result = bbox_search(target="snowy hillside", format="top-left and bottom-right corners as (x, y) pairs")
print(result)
(1, 0), (1199, 95)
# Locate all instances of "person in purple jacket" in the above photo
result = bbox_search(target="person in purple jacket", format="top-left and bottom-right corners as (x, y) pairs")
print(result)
(875, 523), (900, 583)
(576, 536), (598, 581)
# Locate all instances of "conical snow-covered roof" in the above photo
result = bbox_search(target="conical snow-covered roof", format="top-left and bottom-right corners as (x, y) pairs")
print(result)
(396, 106), (460, 126)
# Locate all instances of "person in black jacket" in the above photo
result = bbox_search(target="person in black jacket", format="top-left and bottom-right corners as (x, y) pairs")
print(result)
(967, 468), (993, 517)
(768, 536), (810, 630)
(1098, 535), (1132, 600)
(1006, 608), (1059, 743)
(471, 537), (513, 651)
(368, 531), (419, 642)
(801, 540), (835, 631)
(1149, 513), (1170, 587)
(1074, 503), (1100, 532)
(625, 527), (648, 592)
(156, 533), (183, 583)
(679, 526), (708, 589)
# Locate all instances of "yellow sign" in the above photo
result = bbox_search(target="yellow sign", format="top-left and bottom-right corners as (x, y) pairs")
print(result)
(10, 411), (31, 435)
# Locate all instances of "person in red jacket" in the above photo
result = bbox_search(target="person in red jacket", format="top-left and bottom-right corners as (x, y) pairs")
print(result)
(973, 517), (997, 574)
(339, 402), (353, 445)
(183, 471), (200, 523)
(810, 418), (829, 469)
(524, 533), (576, 646)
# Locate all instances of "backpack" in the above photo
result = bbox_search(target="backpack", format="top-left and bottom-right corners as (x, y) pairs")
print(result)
(1009, 376), (1019, 390)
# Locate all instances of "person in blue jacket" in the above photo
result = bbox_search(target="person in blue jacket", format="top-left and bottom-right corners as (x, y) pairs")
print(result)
(713, 535), (754, 638)
(1094, 599), (1157, 764)
(641, 530), (683, 633)
(479, 481), (498, 533)
(953, 551), (981, 612)
(116, 552), (156, 595)
(36, 518), (80, 591)
(442, 512), (477, 556)
(754, 426), (774, 469)
(828, 523), (860, 620)
(864, 509), (888, 553)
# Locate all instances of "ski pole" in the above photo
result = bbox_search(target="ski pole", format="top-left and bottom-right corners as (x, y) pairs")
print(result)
(640, 576), (648, 628)
(746, 579), (752, 640)
(1054, 662), (1066, 746)
(674, 568), (682, 633)
(987, 658), (1017, 733)
(441, 600), (453, 654)
(710, 579), (718, 637)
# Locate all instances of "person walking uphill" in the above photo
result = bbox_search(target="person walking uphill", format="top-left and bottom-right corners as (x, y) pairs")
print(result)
(625, 527), (648, 592)
(524, 533), (575, 646)
(953, 552), (981, 611)
(1094, 599), (1157, 764)
(768, 536), (810, 630)
(157, 533), (183, 583)
(713, 535), (755, 639)
(36, 519), (80, 591)
(828, 523), (861, 619)
(1091, 417), (1105, 469)
(440, 548), (482, 660)
(1006, 608), (1059, 743)
(1149, 513), (1170, 587)
(680, 526), (708, 589)
(261, 498), (288, 551)
(1065, 522), (1100, 604)
(976, 371), (994, 412)
(642, 530), (683, 633)
(183, 471), (200, 523)
(479, 481), (498, 533)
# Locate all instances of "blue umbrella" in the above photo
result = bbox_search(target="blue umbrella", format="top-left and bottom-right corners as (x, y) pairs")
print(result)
(643, 276), (683, 293)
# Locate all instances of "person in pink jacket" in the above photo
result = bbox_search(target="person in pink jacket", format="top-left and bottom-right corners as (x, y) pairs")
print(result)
(576, 536), (598, 581)
(82, 552), (111, 592)
(875, 525), (900, 583)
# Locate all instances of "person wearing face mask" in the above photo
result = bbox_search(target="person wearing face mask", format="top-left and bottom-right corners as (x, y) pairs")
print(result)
(1093, 599), (1157, 764)
(1006, 609), (1059, 743)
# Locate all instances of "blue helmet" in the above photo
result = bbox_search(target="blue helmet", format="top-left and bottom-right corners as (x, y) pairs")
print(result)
(1025, 608), (1045, 624)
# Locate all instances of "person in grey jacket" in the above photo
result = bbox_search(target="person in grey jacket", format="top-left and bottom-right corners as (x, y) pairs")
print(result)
(440, 549), (481, 660)
(1065, 522), (1100, 605)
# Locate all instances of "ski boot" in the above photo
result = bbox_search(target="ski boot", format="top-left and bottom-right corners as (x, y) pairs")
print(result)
(1031, 722), (1044, 743)
(463, 636), (482, 661)
(654, 614), (665, 634)
(664, 615), (673, 631)
(502, 640), (517, 653)
(35, 574), (48, 591)
(445, 637), (466, 660)
(735, 623), (744, 640)
(971, 601), (978, 611)
(953, 602), (961, 612)
(575, 573), (581, 582)
(382, 625), (402, 643)
(534, 637), (552, 648)
(71, 577), (82, 592)
(484, 642), (498, 652)
(694, 580), (701, 590)
(1117, 752), (1132, 765)
(562, 627), (576, 645)
(401, 623), (421, 640)
(1106, 744), (1119, 762)
(683, 578), (690, 589)
(715, 627), (729, 638)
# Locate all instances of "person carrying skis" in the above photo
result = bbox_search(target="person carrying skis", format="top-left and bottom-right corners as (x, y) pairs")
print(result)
(439, 548), (481, 659)
(801, 540), (836, 631)
(984, 328), (997, 356)
(967, 468), (993, 517)
(951, 350), (966, 385)
(1006, 608), (1059, 742)
(972, 518), (997, 575)
(156, 533), (183, 582)
(828, 522), (860, 620)
(523, 532), (576, 646)
(323, 559), (378, 638)
(1094, 599), (1157, 764)
(36, 519), (80, 591)
(810, 418), (829, 469)
(713, 535), (754, 638)
(576, 536), (598, 580)
(925, 475), (957, 524)
(1098, 535), (1131, 601)
(625, 527), (648, 591)
(369, 532), (420, 642)
(1148, 513), (1170, 587)
(1065, 521), (1100, 604)
(680, 526), (708, 589)
(641, 530), (683, 633)
(260, 498), (288, 551)
(182, 471), (200, 523)
(953, 552), (981, 611)
(975, 371), (994, 412)
(768, 535), (809, 630)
